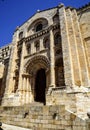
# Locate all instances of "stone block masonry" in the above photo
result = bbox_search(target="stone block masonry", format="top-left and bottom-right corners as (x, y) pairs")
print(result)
(0, 2), (90, 130)
(0, 105), (89, 130)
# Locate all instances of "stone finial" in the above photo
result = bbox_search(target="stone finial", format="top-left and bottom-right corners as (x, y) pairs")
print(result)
(87, 112), (90, 118)
(14, 26), (19, 32)
(58, 3), (64, 8)
(37, 9), (40, 12)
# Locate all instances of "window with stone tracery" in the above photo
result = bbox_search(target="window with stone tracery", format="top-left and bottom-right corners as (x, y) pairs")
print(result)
(27, 18), (48, 36)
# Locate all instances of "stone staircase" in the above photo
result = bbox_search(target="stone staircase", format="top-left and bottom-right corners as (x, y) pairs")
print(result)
(0, 104), (89, 130)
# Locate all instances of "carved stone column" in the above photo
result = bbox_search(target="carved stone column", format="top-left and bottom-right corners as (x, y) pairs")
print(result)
(18, 41), (26, 92)
(40, 38), (44, 51)
(31, 42), (35, 54)
(58, 4), (74, 87)
(26, 77), (30, 104)
(22, 73), (32, 104)
(49, 29), (55, 87)
(22, 76), (27, 104)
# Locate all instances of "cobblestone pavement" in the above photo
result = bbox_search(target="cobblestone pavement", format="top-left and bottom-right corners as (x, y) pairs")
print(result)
(1, 124), (32, 130)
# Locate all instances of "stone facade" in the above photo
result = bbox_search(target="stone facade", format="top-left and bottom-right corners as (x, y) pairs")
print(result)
(0, 3), (90, 129)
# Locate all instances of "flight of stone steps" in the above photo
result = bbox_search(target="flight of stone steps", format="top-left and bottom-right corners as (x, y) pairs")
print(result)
(0, 104), (89, 130)
(2, 123), (32, 130)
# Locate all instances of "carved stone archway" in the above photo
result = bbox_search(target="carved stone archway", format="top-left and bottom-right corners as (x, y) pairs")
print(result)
(25, 55), (50, 74)
(24, 55), (50, 104)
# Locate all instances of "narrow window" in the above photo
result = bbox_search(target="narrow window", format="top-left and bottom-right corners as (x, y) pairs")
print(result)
(35, 41), (40, 52)
(44, 39), (49, 48)
(54, 33), (61, 45)
(27, 44), (31, 54)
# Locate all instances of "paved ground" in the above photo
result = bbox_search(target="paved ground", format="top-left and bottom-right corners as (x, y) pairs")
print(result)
(1, 123), (32, 130)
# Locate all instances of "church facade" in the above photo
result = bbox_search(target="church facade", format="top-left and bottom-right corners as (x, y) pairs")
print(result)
(0, 3), (90, 121)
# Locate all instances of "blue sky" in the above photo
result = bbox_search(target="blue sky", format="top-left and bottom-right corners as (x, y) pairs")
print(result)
(0, 0), (90, 47)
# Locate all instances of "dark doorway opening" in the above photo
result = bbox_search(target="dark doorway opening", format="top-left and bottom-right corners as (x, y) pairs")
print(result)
(35, 69), (46, 105)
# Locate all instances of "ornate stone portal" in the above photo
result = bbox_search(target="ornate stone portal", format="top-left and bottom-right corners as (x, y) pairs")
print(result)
(0, 3), (90, 120)
(20, 55), (50, 105)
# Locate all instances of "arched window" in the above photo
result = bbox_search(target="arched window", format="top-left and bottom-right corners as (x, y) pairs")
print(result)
(36, 23), (43, 32)
(19, 32), (23, 40)
(54, 33), (61, 45)
(35, 41), (40, 52)
(43, 38), (49, 49)
(27, 44), (31, 54)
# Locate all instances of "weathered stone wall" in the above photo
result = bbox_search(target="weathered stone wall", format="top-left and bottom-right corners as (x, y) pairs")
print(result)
(59, 4), (90, 87)
(0, 64), (4, 78)
(0, 4), (90, 130)
(78, 6), (90, 84)
(0, 105), (89, 130)
(46, 86), (90, 119)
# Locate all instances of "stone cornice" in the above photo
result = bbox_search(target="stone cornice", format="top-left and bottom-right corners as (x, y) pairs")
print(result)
(77, 3), (90, 15)
(17, 24), (60, 46)
(25, 24), (59, 42)
(24, 48), (48, 59)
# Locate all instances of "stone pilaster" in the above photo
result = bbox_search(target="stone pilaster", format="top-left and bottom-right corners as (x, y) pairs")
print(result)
(40, 38), (44, 51)
(26, 76), (32, 104)
(18, 41), (26, 93)
(31, 42), (35, 54)
(65, 8), (81, 86)
(58, 5), (73, 87)
(21, 76), (26, 104)
(49, 29), (55, 87)
(3, 30), (19, 96)
(5, 45), (17, 94)
(21, 74), (33, 104)
(84, 38), (90, 82)
(26, 77), (29, 103)
(72, 9), (89, 86)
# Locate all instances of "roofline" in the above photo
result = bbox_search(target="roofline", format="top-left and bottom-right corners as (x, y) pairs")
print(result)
(0, 43), (12, 49)
(15, 5), (58, 31)
(15, 2), (90, 31)
(77, 2), (90, 11)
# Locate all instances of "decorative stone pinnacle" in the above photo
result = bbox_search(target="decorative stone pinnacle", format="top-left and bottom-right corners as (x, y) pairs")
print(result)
(37, 9), (40, 12)
(14, 26), (19, 32)
(58, 3), (64, 8)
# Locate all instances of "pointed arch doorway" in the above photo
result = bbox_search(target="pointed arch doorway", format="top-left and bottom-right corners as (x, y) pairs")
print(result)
(35, 68), (46, 104)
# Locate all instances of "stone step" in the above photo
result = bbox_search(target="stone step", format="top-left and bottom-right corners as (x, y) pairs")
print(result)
(0, 105), (88, 130)
(2, 123), (32, 130)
